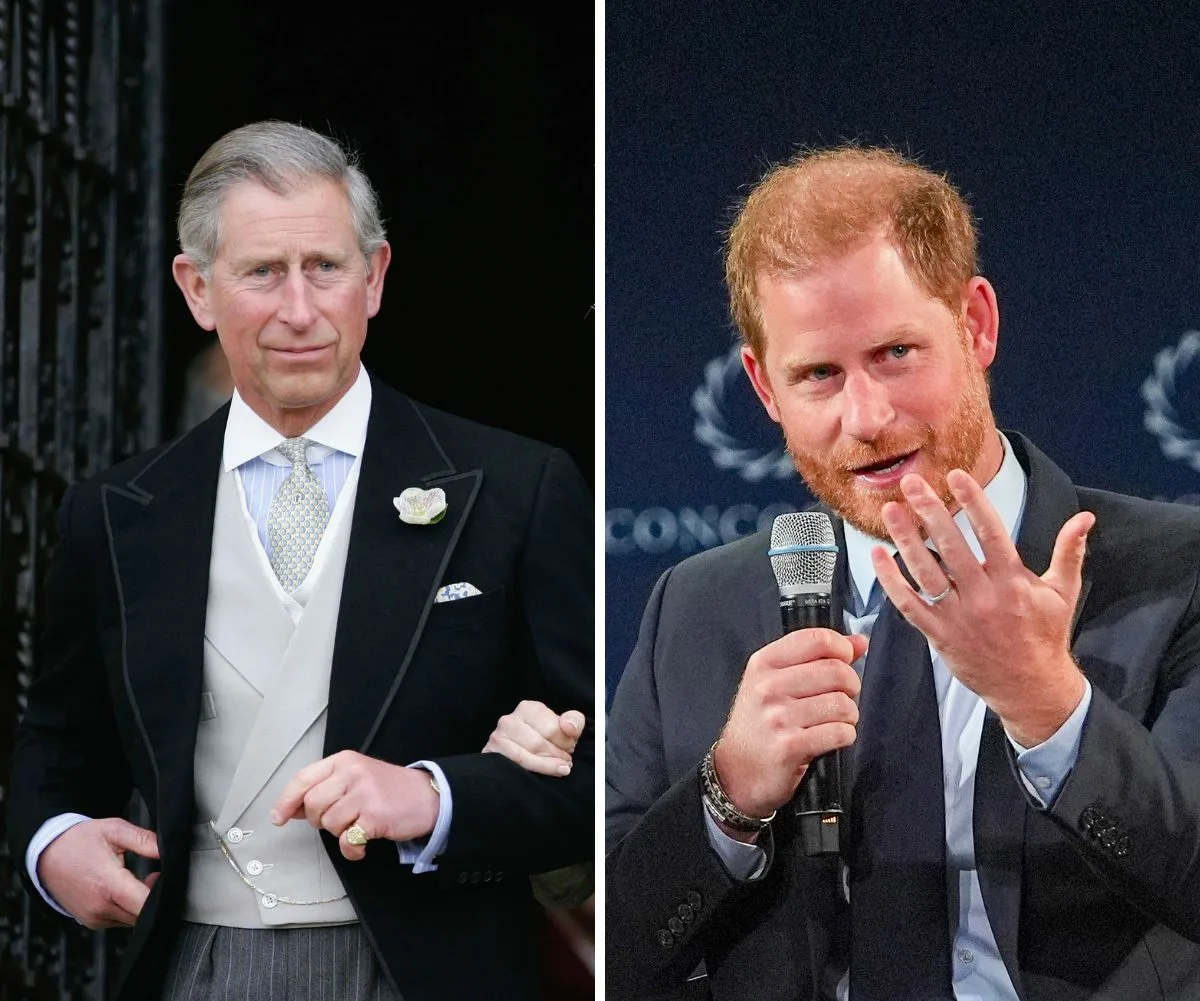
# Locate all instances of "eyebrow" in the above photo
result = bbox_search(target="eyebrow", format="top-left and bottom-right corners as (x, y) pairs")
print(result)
(227, 249), (353, 271)
(775, 324), (929, 378)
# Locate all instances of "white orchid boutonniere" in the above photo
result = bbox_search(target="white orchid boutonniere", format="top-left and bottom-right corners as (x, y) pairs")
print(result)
(394, 487), (448, 525)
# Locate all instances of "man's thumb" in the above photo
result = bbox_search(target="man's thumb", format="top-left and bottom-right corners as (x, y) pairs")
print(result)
(105, 819), (160, 859)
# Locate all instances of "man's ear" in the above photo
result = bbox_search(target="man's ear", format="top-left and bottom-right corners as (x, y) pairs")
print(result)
(172, 254), (217, 331)
(741, 345), (782, 424)
(961, 276), (999, 371)
(365, 242), (391, 319)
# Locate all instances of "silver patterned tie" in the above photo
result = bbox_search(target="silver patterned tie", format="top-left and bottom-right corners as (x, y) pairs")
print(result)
(267, 437), (329, 592)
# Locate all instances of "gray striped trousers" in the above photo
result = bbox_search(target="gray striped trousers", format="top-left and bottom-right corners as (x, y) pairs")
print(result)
(161, 921), (398, 1001)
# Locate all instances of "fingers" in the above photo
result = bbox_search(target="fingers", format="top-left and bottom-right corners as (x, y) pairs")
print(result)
(106, 865), (153, 920)
(101, 818), (160, 860)
(892, 473), (988, 583)
(756, 627), (862, 671)
(945, 469), (1022, 572)
(881, 498), (956, 598)
(339, 833), (368, 862)
(271, 757), (337, 825)
(559, 710), (586, 740)
(872, 541), (918, 613)
(295, 773), (349, 829)
(512, 700), (578, 753)
(485, 732), (573, 775)
(491, 714), (573, 761)
(1043, 510), (1095, 600)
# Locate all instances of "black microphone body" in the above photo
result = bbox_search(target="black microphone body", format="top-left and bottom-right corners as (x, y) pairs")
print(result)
(776, 554), (844, 857)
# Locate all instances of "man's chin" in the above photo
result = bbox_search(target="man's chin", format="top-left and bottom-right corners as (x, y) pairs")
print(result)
(262, 373), (346, 410)
(796, 476), (896, 542)
(830, 503), (891, 543)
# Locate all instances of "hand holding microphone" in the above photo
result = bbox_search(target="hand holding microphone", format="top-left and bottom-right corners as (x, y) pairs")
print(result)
(711, 512), (865, 845)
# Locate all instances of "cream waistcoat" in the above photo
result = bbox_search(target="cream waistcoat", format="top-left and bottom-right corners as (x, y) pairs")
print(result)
(184, 458), (361, 927)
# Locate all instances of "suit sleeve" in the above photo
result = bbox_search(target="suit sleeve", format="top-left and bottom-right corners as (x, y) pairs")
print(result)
(6, 484), (134, 908)
(1037, 557), (1200, 941)
(605, 567), (781, 999)
(427, 447), (594, 877)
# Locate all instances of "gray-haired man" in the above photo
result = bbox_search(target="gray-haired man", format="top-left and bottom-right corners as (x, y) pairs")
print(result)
(7, 121), (594, 1000)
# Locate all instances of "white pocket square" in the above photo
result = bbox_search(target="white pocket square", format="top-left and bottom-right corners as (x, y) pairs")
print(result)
(435, 582), (483, 603)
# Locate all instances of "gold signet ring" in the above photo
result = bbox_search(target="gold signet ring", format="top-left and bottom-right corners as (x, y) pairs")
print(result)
(344, 824), (369, 846)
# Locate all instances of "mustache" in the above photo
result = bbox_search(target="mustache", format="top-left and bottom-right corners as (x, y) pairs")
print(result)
(823, 429), (933, 471)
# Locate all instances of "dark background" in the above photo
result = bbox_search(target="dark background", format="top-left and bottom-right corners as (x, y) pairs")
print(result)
(158, 7), (596, 995)
(162, 6), (594, 483)
(606, 3), (1200, 697)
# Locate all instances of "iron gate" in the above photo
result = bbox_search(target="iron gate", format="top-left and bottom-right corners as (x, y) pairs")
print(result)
(0, 0), (162, 997)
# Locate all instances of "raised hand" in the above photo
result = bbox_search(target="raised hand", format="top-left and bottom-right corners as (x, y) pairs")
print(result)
(873, 468), (1093, 746)
(38, 818), (160, 929)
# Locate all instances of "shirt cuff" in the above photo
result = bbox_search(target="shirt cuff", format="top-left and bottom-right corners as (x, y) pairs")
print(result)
(27, 813), (91, 918)
(701, 806), (767, 881)
(1007, 679), (1093, 806)
(396, 761), (451, 873)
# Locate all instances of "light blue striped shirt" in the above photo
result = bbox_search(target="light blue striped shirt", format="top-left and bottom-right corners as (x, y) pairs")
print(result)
(237, 447), (356, 560)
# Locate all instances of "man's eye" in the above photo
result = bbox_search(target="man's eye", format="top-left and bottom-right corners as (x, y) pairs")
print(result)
(888, 345), (910, 359)
(251, 266), (273, 278)
(315, 261), (336, 272)
(808, 366), (834, 382)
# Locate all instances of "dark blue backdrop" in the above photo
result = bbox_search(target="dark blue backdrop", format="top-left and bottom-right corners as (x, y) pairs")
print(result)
(605, 3), (1200, 702)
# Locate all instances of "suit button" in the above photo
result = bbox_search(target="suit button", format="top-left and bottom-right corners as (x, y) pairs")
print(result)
(457, 873), (468, 885)
(495, 871), (505, 881)
(668, 917), (684, 935)
(470, 872), (481, 883)
(226, 827), (245, 844)
(687, 891), (703, 911)
(656, 929), (674, 948)
(246, 860), (265, 876)
(678, 904), (694, 922)
(483, 870), (493, 882)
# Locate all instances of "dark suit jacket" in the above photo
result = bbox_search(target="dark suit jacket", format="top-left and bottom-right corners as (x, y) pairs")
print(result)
(606, 432), (1200, 1000)
(7, 373), (594, 1001)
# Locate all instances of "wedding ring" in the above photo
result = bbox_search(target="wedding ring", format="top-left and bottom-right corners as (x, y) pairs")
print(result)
(923, 583), (953, 605)
(344, 824), (369, 846)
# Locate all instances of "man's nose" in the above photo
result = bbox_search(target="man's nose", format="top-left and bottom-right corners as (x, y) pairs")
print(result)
(277, 271), (317, 328)
(840, 371), (894, 440)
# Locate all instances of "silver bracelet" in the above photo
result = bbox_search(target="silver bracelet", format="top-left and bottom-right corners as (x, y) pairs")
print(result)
(698, 741), (776, 832)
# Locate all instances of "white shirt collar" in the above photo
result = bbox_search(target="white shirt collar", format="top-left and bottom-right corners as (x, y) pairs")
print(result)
(222, 363), (372, 471)
(843, 431), (1027, 610)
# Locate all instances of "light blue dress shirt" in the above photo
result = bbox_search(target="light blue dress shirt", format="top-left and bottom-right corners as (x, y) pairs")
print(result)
(704, 433), (1093, 1000)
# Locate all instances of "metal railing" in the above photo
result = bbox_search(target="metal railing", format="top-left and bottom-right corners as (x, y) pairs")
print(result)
(0, 1), (162, 996)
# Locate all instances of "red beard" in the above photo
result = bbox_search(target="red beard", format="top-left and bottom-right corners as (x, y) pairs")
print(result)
(788, 371), (992, 540)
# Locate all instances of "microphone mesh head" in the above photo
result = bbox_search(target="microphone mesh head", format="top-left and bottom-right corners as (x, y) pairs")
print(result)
(770, 512), (837, 591)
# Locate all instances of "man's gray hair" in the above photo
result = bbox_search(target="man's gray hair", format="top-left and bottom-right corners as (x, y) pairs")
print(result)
(177, 121), (387, 276)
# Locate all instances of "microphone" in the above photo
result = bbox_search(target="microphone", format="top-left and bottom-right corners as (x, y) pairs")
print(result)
(768, 512), (844, 857)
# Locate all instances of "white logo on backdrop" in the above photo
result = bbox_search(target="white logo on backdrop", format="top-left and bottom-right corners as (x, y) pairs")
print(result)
(691, 345), (795, 482)
(1142, 331), (1200, 472)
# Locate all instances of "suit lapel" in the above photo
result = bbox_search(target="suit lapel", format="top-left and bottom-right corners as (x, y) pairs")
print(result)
(325, 383), (481, 754)
(101, 407), (226, 833)
(972, 431), (1091, 999)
